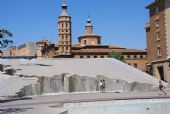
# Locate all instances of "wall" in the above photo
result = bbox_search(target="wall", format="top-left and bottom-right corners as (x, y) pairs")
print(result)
(79, 37), (100, 46)
(19, 74), (155, 96)
(152, 61), (170, 83)
(125, 59), (147, 72)
(147, 7), (167, 62)
(165, 0), (170, 58)
(15, 43), (36, 56)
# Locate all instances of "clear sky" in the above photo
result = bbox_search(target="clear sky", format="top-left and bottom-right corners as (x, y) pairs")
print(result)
(1, 0), (153, 50)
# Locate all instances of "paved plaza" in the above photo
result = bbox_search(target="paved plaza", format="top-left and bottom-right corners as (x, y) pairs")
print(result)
(1, 90), (170, 114)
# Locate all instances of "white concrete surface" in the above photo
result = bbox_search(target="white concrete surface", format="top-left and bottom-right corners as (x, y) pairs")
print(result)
(0, 72), (37, 97)
(0, 58), (165, 86)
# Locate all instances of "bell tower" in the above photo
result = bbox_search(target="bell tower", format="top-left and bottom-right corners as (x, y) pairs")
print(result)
(58, 0), (72, 56)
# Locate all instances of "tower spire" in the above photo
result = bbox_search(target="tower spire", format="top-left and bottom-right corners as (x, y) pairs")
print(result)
(61, 0), (69, 16)
(86, 15), (92, 26)
(86, 16), (93, 34)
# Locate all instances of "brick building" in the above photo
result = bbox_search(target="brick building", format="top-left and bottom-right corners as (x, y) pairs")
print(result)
(36, 0), (147, 72)
(146, 0), (170, 82)
(2, 43), (36, 59)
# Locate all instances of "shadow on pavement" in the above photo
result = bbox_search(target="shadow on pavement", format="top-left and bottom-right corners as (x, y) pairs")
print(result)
(0, 107), (34, 114)
(0, 97), (32, 103)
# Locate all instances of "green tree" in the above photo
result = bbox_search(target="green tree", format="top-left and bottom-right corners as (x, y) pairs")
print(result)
(108, 50), (124, 62)
(0, 29), (13, 49)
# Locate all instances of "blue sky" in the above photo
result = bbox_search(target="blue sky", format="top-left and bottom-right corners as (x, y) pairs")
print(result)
(1, 0), (153, 50)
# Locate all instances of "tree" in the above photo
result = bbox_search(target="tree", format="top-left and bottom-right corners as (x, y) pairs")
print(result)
(0, 29), (13, 49)
(108, 50), (124, 62)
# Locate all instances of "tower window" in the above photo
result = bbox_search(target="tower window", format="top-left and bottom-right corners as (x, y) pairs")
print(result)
(156, 33), (160, 41)
(84, 40), (87, 45)
(155, 7), (159, 14)
(98, 39), (101, 44)
(62, 35), (64, 40)
(62, 47), (64, 52)
(156, 19), (159, 27)
(157, 48), (161, 57)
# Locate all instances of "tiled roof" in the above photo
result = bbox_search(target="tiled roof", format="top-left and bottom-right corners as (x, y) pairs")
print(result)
(114, 49), (147, 53)
(72, 48), (147, 54)
(109, 45), (126, 49)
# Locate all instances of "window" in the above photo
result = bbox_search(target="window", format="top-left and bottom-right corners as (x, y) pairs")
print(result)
(134, 55), (137, 59)
(101, 56), (104, 58)
(87, 56), (90, 58)
(66, 23), (68, 28)
(128, 63), (131, 66)
(62, 35), (64, 40)
(156, 19), (159, 27)
(80, 56), (83, 58)
(66, 36), (67, 41)
(62, 47), (64, 52)
(134, 63), (138, 68)
(98, 39), (101, 44)
(156, 33), (160, 41)
(84, 40), (87, 45)
(158, 48), (161, 56)
(140, 55), (143, 59)
(155, 7), (159, 14)
(127, 55), (130, 59)
(94, 56), (97, 58)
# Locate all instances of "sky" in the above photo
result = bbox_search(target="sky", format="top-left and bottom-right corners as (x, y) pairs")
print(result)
(0, 0), (154, 50)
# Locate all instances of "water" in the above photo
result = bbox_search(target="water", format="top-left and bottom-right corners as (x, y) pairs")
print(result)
(62, 99), (170, 114)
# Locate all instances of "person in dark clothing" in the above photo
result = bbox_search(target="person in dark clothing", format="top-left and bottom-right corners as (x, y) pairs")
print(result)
(159, 80), (167, 95)
(102, 80), (105, 93)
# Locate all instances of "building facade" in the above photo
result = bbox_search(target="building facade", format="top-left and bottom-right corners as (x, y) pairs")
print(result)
(146, 0), (170, 82)
(2, 43), (37, 59)
(35, 0), (148, 72)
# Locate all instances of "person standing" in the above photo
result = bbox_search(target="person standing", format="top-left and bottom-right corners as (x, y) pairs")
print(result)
(99, 80), (103, 93)
(102, 80), (106, 93)
(159, 80), (167, 95)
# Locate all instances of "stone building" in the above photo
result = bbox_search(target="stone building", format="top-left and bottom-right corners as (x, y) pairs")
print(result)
(2, 43), (36, 59)
(2, 46), (17, 57)
(146, 0), (170, 82)
(36, 0), (148, 72)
